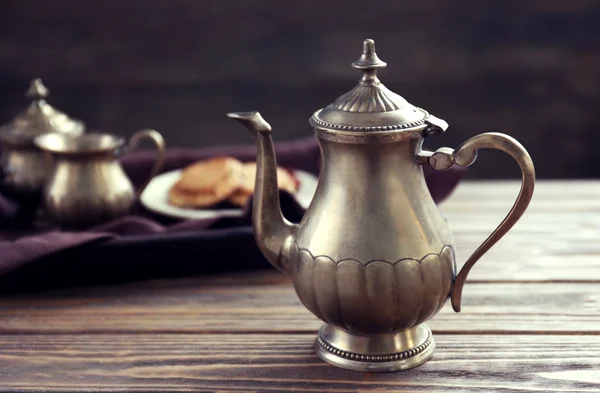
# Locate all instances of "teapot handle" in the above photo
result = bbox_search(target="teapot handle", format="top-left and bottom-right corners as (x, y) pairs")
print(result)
(417, 132), (535, 312)
(128, 129), (166, 199)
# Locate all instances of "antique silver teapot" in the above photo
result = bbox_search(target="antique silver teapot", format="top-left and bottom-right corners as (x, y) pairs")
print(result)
(228, 39), (535, 372)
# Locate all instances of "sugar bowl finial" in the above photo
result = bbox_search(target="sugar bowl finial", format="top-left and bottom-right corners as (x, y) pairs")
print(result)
(26, 78), (49, 101)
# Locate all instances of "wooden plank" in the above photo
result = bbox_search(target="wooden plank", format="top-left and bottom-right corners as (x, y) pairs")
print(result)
(441, 181), (600, 212)
(443, 181), (600, 200)
(0, 333), (598, 392)
(440, 181), (600, 281)
(0, 275), (597, 334)
(452, 232), (600, 281)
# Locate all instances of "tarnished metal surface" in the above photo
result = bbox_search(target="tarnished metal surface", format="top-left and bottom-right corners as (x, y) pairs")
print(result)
(229, 39), (535, 372)
(35, 129), (165, 229)
(0, 79), (85, 202)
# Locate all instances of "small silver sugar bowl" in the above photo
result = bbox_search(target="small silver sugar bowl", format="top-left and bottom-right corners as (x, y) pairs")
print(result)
(0, 78), (85, 204)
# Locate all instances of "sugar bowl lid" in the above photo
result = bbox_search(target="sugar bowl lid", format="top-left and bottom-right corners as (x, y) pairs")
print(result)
(0, 78), (85, 146)
(310, 39), (448, 142)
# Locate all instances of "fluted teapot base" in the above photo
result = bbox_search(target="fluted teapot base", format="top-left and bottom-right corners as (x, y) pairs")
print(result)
(314, 323), (435, 372)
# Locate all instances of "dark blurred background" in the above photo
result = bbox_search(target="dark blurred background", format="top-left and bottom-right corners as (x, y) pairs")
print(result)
(1, 0), (599, 179)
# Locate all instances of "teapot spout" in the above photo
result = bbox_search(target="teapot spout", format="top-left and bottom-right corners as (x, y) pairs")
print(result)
(227, 111), (297, 274)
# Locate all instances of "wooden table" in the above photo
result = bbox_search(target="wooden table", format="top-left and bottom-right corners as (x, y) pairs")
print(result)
(1, 180), (599, 392)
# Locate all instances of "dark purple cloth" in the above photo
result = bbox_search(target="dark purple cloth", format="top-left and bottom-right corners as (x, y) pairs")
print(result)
(0, 136), (465, 279)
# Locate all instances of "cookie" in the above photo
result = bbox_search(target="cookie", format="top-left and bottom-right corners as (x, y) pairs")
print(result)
(174, 157), (243, 193)
(243, 162), (298, 193)
(168, 157), (244, 208)
(227, 162), (300, 207)
(227, 189), (253, 207)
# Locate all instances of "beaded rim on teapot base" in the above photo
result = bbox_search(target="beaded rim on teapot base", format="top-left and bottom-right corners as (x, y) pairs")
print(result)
(314, 323), (435, 372)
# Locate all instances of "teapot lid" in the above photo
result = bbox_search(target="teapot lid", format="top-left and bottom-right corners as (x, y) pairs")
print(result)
(0, 78), (85, 147)
(310, 39), (448, 143)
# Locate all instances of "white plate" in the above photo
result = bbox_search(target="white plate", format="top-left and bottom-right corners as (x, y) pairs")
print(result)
(140, 168), (318, 220)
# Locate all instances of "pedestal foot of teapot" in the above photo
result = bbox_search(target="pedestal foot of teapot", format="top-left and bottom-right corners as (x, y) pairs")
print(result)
(314, 323), (435, 372)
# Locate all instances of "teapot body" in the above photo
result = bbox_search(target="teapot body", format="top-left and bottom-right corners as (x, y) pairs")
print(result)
(43, 156), (135, 229)
(287, 136), (456, 334)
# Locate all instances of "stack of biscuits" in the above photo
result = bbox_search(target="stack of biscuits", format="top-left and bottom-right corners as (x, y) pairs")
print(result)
(168, 157), (299, 209)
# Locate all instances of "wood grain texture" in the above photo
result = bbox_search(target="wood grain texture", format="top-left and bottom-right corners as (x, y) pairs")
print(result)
(442, 181), (600, 281)
(0, 181), (597, 336)
(0, 334), (598, 392)
(0, 276), (597, 334)
(0, 181), (598, 391)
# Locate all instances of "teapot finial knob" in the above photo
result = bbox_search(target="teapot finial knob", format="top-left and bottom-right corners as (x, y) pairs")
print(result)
(351, 39), (387, 85)
(26, 78), (49, 101)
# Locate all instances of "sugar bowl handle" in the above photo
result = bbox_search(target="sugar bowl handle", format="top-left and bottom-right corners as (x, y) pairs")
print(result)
(128, 129), (166, 198)
(418, 132), (535, 312)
